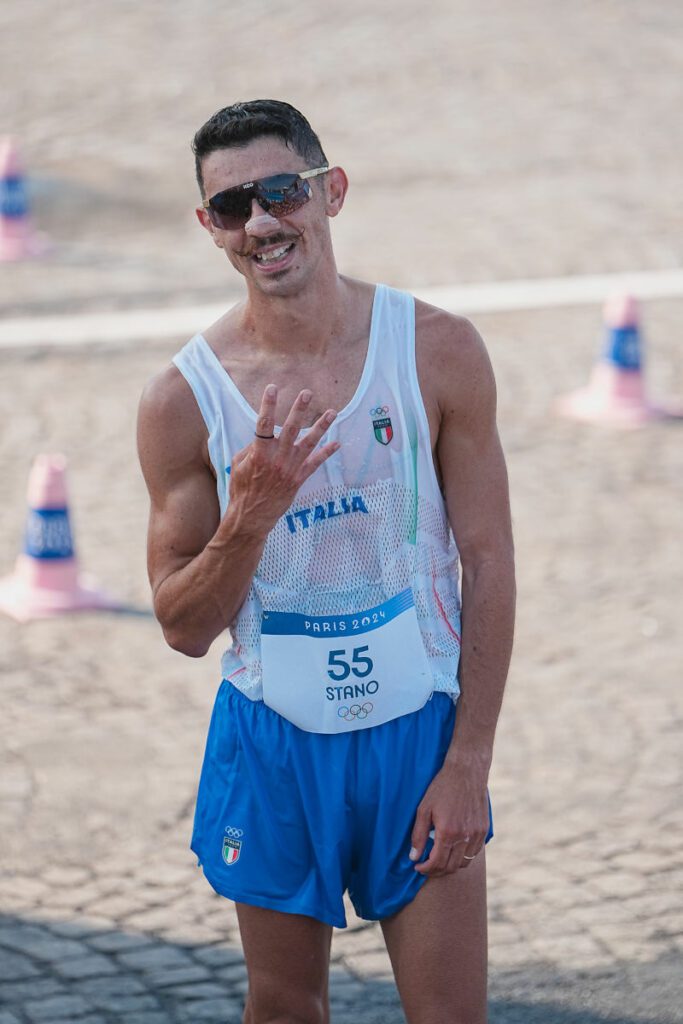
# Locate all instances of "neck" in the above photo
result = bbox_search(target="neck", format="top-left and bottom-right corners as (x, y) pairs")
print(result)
(238, 264), (351, 358)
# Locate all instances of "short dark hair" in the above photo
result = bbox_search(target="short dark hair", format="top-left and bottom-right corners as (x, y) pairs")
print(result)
(192, 99), (328, 196)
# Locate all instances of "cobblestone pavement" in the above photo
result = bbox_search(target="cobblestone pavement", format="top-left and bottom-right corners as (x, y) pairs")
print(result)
(1, 300), (682, 1022)
(2, 1), (683, 1021)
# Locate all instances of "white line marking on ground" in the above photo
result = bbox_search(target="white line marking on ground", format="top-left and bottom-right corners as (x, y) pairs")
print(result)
(2, 268), (683, 349)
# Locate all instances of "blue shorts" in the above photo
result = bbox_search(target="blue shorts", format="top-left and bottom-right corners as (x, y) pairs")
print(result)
(191, 682), (493, 929)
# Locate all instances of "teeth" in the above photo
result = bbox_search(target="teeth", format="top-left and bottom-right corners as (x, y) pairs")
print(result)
(255, 244), (291, 263)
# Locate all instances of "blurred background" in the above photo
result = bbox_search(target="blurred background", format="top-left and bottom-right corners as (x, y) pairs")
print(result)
(1, 2), (682, 1022)
(2, 0), (682, 313)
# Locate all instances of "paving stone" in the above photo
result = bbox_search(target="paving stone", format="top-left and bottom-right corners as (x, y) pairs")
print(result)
(190, 945), (245, 968)
(0, 1011), (22, 1024)
(6, 878), (51, 902)
(162, 980), (229, 1000)
(156, 921), (229, 945)
(24, 994), (92, 1022)
(136, 864), (195, 887)
(121, 1015), (169, 1024)
(116, 945), (196, 972)
(175, 998), (242, 1022)
(53, 952), (119, 978)
(0, 949), (41, 981)
(488, 922), (526, 945)
(0, 924), (89, 962)
(89, 894), (152, 920)
(41, 866), (92, 887)
(74, 975), (149, 1010)
(490, 942), (538, 968)
(620, 890), (680, 918)
(94, 995), (162, 1014)
(0, 977), (66, 1003)
(216, 962), (248, 983)
(328, 974), (367, 999)
(144, 963), (212, 987)
(45, 918), (111, 940)
(87, 932), (155, 954)
(343, 951), (394, 980)
(528, 931), (609, 968)
(64, 883), (124, 910)
(587, 871), (648, 899)
(332, 927), (386, 954)
(230, 977), (249, 998)
(611, 850), (667, 873)
(0, 891), (34, 913)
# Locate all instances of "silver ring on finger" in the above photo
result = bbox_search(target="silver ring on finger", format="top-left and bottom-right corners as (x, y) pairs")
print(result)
(463, 853), (477, 860)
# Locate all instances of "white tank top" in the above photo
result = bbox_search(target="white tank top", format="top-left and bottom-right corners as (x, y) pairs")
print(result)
(173, 284), (462, 703)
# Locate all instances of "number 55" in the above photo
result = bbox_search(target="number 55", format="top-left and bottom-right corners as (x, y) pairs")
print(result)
(327, 646), (374, 681)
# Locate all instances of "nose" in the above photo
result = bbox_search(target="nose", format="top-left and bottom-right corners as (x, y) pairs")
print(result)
(244, 198), (280, 237)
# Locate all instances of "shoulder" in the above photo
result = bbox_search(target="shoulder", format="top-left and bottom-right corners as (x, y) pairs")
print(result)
(137, 361), (209, 477)
(414, 298), (496, 424)
(138, 360), (202, 429)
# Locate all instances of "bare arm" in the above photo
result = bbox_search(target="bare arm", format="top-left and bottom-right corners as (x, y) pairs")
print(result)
(137, 370), (338, 657)
(410, 312), (516, 875)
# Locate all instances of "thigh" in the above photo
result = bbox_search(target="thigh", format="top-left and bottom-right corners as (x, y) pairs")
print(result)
(380, 849), (488, 1024)
(237, 903), (333, 1024)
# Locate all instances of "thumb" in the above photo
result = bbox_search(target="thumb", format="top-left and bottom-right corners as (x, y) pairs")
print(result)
(409, 804), (432, 863)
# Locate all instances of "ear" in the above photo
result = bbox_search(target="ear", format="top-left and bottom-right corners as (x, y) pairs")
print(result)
(324, 166), (349, 219)
(196, 206), (224, 248)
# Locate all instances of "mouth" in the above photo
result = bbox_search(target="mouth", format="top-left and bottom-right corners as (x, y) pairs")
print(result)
(252, 241), (296, 273)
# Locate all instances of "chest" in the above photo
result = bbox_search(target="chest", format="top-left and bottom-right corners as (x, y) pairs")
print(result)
(225, 343), (370, 428)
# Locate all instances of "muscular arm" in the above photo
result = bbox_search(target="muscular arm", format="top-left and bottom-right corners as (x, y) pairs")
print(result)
(137, 368), (264, 656)
(137, 371), (338, 657)
(411, 309), (515, 875)
(438, 322), (515, 774)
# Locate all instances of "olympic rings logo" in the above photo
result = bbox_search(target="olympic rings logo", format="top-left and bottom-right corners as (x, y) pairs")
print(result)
(224, 826), (244, 838)
(369, 405), (389, 416)
(338, 702), (374, 721)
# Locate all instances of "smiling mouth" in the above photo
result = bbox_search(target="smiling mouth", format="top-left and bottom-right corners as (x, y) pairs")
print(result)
(253, 242), (295, 264)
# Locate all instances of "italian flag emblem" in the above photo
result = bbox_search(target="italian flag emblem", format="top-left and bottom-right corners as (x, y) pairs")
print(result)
(373, 417), (393, 445)
(222, 836), (242, 865)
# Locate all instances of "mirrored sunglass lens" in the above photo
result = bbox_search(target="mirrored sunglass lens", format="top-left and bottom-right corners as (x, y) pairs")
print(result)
(209, 187), (253, 228)
(257, 176), (310, 214)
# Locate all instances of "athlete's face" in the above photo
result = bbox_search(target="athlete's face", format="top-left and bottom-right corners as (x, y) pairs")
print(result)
(196, 137), (348, 298)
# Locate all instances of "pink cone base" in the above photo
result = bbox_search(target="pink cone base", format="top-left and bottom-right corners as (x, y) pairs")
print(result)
(0, 555), (123, 622)
(0, 223), (49, 261)
(555, 363), (683, 429)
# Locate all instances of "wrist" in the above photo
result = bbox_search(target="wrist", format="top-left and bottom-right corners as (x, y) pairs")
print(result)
(218, 500), (272, 545)
(443, 743), (492, 778)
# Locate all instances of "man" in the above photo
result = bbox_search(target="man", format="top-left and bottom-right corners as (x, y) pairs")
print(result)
(137, 99), (515, 1024)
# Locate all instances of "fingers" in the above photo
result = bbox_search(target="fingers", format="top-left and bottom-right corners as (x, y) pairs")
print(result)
(414, 833), (461, 876)
(460, 846), (481, 870)
(279, 389), (313, 445)
(254, 384), (278, 442)
(255, 388), (338, 454)
(413, 828), (484, 877)
(408, 808), (431, 866)
(300, 439), (341, 477)
(296, 409), (339, 476)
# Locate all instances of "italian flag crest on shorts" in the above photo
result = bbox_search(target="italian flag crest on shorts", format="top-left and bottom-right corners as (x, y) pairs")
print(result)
(222, 835), (242, 865)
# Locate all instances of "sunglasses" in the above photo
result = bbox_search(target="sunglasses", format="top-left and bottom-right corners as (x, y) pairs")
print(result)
(202, 166), (329, 230)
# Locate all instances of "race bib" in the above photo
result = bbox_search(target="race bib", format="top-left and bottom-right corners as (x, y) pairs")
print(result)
(261, 588), (433, 733)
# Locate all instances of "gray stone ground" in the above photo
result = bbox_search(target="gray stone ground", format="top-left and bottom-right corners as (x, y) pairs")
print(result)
(1, 1), (683, 1022)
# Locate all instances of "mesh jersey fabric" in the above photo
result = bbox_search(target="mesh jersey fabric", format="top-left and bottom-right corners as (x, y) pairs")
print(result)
(172, 283), (462, 703)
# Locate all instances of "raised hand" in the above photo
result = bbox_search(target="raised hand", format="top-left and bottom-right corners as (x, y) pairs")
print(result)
(228, 384), (339, 538)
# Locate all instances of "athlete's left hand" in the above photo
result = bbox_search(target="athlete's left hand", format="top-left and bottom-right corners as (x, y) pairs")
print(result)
(409, 762), (489, 876)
